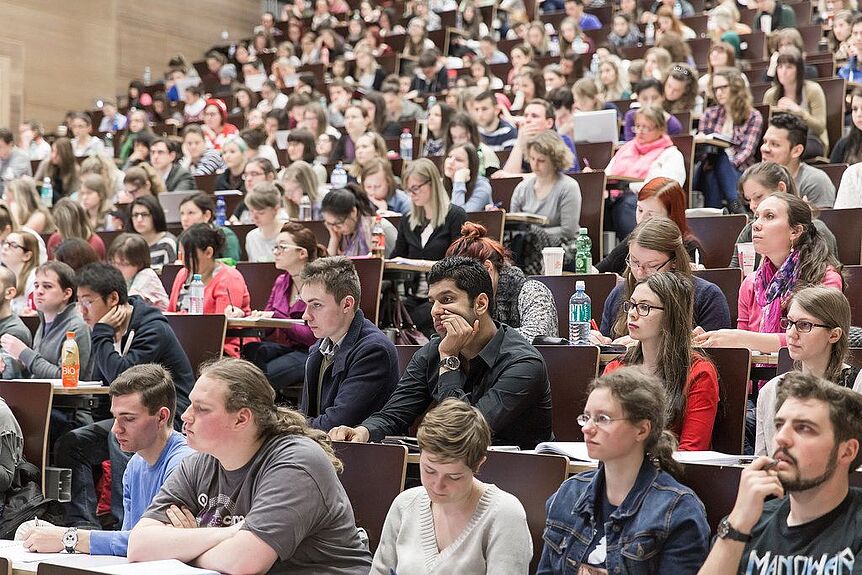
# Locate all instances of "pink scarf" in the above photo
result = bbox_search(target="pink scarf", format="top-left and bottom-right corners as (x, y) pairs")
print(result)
(608, 134), (674, 180)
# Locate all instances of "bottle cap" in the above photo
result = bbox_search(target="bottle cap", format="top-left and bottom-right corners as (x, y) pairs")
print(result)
(193, 274), (202, 281)
(66, 331), (75, 338)
(576, 280), (585, 291)
(580, 227), (588, 234)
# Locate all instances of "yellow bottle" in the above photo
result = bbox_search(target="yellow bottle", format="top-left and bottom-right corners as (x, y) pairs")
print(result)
(61, 331), (79, 388)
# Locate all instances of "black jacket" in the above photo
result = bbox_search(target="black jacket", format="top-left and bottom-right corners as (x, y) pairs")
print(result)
(300, 310), (399, 431)
(164, 164), (196, 192)
(391, 205), (467, 260)
(89, 297), (194, 429)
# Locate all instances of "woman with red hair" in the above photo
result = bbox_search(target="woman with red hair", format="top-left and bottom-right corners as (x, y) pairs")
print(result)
(597, 177), (702, 274)
(202, 98), (239, 150)
(446, 222), (558, 342)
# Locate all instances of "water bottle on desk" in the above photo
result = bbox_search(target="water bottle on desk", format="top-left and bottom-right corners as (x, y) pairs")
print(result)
(645, 21), (655, 45)
(104, 132), (114, 159)
(569, 281), (591, 346)
(575, 227), (592, 274)
(331, 162), (348, 189)
(215, 197), (227, 226)
(40, 177), (53, 208)
(371, 215), (386, 258)
(299, 194), (312, 221)
(400, 129), (413, 161)
(189, 274), (205, 315)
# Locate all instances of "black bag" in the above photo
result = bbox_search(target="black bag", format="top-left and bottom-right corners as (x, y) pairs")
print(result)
(0, 461), (61, 540)
(380, 285), (429, 346)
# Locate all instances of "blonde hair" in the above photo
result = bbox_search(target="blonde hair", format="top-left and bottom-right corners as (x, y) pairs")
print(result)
(6, 177), (53, 233)
(280, 161), (320, 218)
(417, 398), (490, 471)
(52, 198), (94, 242)
(526, 130), (575, 173)
(596, 56), (630, 102)
(635, 105), (668, 133)
(245, 181), (283, 211)
(199, 358), (343, 472)
(403, 158), (450, 228)
(79, 173), (112, 225)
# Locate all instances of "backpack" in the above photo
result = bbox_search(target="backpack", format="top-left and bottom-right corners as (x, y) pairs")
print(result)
(0, 461), (62, 540)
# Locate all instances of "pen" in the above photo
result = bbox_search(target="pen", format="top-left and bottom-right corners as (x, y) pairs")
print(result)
(34, 516), (39, 527)
(694, 249), (700, 267)
(226, 287), (233, 310)
(590, 319), (599, 330)
(582, 157), (591, 169)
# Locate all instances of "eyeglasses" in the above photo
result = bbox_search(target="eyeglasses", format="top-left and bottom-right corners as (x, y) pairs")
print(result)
(131, 212), (151, 219)
(625, 255), (672, 273)
(632, 124), (657, 134)
(780, 318), (833, 333)
(242, 171), (266, 180)
(712, 84), (730, 92)
(576, 413), (630, 427)
(272, 243), (302, 254)
(77, 299), (99, 310)
(1, 241), (24, 250)
(623, 300), (665, 317)
(406, 180), (431, 195)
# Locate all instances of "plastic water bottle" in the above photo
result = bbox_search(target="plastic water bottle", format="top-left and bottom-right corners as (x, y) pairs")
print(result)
(426, 95), (437, 112)
(188, 274), (205, 315)
(645, 21), (655, 45)
(215, 197), (227, 226)
(400, 129), (413, 161)
(673, 1), (683, 17)
(299, 194), (312, 221)
(331, 161), (348, 189)
(371, 215), (386, 258)
(40, 177), (53, 208)
(104, 132), (114, 158)
(569, 281), (591, 346)
(590, 54), (600, 77)
(61, 332), (80, 388)
(575, 227), (592, 274)
(143, 66), (152, 85)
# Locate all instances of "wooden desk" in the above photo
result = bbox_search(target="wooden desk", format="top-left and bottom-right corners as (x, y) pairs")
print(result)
(383, 260), (434, 273)
(226, 317), (305, 330)
(694, 134), (732, 148)
(604, 174), (643, 184)
(599, 351), (778, 366)
(52, 386), (110, 396)
(406, 451), (598, 475)
(504, 213), (549, 226)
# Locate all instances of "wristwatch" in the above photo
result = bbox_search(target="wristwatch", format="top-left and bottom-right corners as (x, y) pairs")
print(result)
(63, 527), (78, 553)
(716, 518), (751, 542)
(439, 356), (461, 371)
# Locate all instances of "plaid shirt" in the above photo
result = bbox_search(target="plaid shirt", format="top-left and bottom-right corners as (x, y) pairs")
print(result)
(699, 105), (764, 169)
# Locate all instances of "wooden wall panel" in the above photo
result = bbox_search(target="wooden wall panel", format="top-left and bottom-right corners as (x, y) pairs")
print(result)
(0, 0), (259, 129)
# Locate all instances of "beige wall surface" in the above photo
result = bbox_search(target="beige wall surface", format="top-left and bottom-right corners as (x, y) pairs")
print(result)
(0, 0), (259, 130)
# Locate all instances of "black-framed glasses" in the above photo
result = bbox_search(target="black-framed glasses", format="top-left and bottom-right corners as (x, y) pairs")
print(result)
(272, 243), (302, 254)
(780, 318), (833, 333)
(576, 413), (630, 427)
(625, 255), (672, 273)
(1, 240), (24, 250)
(406, 180), (430, 195)
(712, 84), (730, 92)
(623, 301), (665, 317)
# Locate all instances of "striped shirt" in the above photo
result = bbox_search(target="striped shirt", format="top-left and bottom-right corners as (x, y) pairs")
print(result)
(479, 119), (518, 151)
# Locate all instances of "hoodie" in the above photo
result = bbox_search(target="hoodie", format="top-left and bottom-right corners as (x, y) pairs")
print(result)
(89, 296), (194, 428)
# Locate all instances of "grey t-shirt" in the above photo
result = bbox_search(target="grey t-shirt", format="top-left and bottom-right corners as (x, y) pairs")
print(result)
(795, 163), (836, 208)
(143, 434), (371, 574)
(0, 314), (32, 379)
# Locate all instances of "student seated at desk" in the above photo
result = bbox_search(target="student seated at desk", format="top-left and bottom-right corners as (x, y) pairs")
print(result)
(698, 373), (862, 574)
(446, 222), (558, 342)
(2, 231), (38, 316)
(321, 185), (397, 258)
(298, 256), (399, 431)
(603, 272), (720, 451)
(244, 182), (287, 263)
(695, 193), (843, 353)
(129, 196), (177, 273)
(604, 105), (687, 242)
(756, 287), (862, 455)
(128, 358), (373, 574)
(538, 368), (710, 574)
(597, 217), (731, 343)
(330, 257), (553, 449)
(0, 267), (32, 378)
(0, 261), (91, 381)
(442, 143), (493, 213)
(371, 399), (532, 574)
(18, 364), (193, 556)
(244, 223), (324, 396)
(177, 193), (242, 263)
(168, 224), (253, 358)
(108, 233), (169, 312)
(57, 263), (195, 529)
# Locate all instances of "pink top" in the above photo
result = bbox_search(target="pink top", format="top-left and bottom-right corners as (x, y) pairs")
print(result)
(737, 267), (843, 346)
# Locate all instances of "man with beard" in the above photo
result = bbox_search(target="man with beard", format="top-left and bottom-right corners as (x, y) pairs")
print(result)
(698, 371), (862, 574)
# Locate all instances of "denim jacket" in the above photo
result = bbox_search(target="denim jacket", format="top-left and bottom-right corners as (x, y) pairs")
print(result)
(536, 459), (710, 574)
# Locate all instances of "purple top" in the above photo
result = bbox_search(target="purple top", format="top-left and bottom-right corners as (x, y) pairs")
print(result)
(623, 109), (685, 141)
(266, 272), (317, 349)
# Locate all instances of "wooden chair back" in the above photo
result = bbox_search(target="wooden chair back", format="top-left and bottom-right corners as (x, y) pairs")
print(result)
(476, 450), (569, 574)
(0, 380), (52, 492)
(395, 345), (422, 375)
(531, 274), (619, 340)
(333, 441), (408, 552)
(843, 266), (862, 326)
(299, 220), (330, 246)
(693, 268), (743, 325)
(227, 224), (256, 261)
(236, 262), (284, 310)
(816, 163), (848, 191)
(818, 209), (862, 265)
(466, 210), (504, 243)
(22, 315), (39, 339)
(536, 345), (600, 441)
(159, 263), (182, 294)
(686, 214), (748, 269)
(193, 174), (218, 193)
(681, 463), (743, 532)
(164, 314), (226, 376)
(350, 256), (384, 325)
(571, 171), (607, 264)
(701, 347), (751, 454)
(574, 142), (614, 171)
(489, 176), (524, 211)
(95, 230), (124, 254)
(821, 78), (847, 156)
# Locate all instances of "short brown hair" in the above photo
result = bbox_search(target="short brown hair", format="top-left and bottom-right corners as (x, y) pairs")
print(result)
(300, 256), (361, 306)
(110, 364), (177, 424)
(417, 398), (491, 470)
(107, 233), (152, 271)
(776, 371), (862, 470)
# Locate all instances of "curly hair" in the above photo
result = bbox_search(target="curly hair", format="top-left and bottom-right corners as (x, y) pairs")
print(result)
(714, 68), (752, 126)
(525, 130), (574, 173)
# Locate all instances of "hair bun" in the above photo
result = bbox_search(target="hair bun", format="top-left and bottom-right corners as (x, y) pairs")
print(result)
(460, 221), (487, 239)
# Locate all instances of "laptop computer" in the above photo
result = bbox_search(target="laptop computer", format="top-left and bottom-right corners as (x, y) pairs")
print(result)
(572, 109), (620, 146)
(158, 190), (201, 225)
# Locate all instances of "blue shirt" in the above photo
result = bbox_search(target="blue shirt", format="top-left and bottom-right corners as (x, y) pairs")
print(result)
(89, 432), (194, 556)
(579, 13), (602, 31)
(452, 177), (493, 212)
